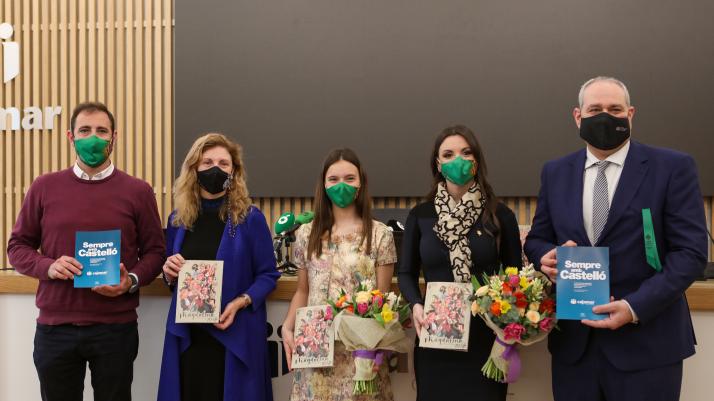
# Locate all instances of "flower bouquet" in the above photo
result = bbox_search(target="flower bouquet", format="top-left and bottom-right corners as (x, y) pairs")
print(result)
(470, 264), (556, 383)
(328, 279), (412, 395)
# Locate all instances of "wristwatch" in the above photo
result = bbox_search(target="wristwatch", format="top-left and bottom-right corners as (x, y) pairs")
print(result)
(128, 273), (139, 294)
(240, 293), (252, 306)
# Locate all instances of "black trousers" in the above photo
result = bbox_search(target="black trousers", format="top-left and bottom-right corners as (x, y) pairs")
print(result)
(33, 321), (139, 401)
(180, 326), (226, 401)
(552, 332), (683, 401)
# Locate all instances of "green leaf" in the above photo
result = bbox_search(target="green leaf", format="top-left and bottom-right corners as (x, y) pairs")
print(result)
(375, 313), (385, 327)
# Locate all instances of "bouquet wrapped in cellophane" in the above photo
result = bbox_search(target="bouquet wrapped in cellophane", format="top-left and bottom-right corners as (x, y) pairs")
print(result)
(470, 264), (556, 383)
(328, 279), (412, 395)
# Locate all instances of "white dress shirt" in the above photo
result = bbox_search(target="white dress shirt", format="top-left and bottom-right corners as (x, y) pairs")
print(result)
(582, 140), (630, 246)
(73, 162), (115, 181)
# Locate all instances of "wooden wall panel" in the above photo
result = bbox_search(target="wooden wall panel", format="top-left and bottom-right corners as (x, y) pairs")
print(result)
(253, 196), (712, 263)
(0, 0), (174, 268)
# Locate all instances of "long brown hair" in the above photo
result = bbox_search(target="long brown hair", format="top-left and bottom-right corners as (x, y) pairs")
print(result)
(307, 148), (374, 259)
(428, 125), (500, 238)
(172, 133), (251, 228)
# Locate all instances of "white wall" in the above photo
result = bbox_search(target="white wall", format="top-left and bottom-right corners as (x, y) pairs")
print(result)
(1, 294), (713, 401)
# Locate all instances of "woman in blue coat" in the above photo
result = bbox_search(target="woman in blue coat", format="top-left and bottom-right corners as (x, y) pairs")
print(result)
(158, 133), (280, 401)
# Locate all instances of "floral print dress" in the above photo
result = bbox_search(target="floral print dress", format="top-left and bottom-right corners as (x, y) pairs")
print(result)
(290, 221), (398, 401)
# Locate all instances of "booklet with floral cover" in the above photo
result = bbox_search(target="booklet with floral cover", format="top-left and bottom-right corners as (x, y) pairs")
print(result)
(291, 305), (335, 369)
(175, 260), (224, 323)
(74, 229), (121, 288)
(419, 282), (472, 351)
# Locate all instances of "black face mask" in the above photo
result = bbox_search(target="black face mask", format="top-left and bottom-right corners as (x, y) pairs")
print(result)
(197, 166), (231, 194)
(579, 112), (631, 150)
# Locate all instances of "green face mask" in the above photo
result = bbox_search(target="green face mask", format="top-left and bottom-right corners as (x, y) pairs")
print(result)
(325, 182), (358, 208)
(440, 156), (476, 186)
(74, 135), (111, 167)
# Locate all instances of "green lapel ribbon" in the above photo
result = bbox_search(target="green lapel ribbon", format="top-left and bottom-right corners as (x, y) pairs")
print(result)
(642, 208), (662, 272)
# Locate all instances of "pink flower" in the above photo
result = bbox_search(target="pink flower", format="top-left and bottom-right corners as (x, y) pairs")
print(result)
(357, 302), (369, 315)
(325, 307), (333, 321)
(539, 317), (555, 332)
(373, 295), (383, 309)
(508, 275), (520, 287)
(503, 323), (526, 341)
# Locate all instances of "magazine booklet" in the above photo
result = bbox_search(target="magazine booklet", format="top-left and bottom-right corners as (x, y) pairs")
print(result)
(292, 305), (335, 369)
(175, 260), (224, 323)
(74, 229), (121, 288)
(556, 246), (610, 320)
(419, 282), (472, 351)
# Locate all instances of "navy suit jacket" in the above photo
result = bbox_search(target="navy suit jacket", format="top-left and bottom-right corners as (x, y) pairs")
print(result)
(524, 140), (708, 371)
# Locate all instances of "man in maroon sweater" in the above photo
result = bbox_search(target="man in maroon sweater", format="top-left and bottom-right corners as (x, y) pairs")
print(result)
(7, 102), (165, 401)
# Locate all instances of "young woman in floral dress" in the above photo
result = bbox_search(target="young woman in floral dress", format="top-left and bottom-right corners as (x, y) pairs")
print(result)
(281, 148), (397, 401)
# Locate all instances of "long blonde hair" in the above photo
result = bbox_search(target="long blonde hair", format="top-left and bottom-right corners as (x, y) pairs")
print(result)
(172, 133), (251, 228)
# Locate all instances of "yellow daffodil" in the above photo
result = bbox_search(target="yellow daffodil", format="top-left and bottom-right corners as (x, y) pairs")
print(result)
(500, 300), (512, 314)
(381, 304), (394, 323)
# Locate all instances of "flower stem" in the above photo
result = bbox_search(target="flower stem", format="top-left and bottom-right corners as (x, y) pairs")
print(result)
(481, 358), (505, 382)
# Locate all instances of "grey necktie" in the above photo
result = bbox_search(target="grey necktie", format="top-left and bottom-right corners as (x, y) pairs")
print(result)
(592, 160), (611, 244)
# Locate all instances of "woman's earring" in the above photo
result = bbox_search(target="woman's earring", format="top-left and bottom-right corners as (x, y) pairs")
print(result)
(223, 176), (233, 190)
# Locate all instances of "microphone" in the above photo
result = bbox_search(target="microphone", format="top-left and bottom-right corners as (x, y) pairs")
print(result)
(295, 211), (314, 225)
(273, 210), (314, 276)
(274, 212), (296, 235)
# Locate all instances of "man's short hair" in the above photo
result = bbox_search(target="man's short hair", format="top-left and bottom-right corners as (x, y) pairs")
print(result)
(70, 102), (115, 132)
(578, 76), (631, 108)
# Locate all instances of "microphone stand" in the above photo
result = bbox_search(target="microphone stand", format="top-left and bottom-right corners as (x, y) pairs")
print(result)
(274, 224), (301, 275)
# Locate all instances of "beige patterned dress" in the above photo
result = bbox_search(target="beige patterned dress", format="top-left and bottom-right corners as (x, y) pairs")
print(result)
(290, 221), (398, 401)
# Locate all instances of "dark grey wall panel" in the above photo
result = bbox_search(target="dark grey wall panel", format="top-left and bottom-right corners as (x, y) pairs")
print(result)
(175, 0), (714, 196)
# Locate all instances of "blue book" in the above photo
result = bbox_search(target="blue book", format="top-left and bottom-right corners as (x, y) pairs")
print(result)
(556, 246), (610, 320)
(74, 230), (121, 288)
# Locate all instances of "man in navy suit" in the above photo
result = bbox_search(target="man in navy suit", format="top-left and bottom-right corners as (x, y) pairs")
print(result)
(524, 76), (708, 401)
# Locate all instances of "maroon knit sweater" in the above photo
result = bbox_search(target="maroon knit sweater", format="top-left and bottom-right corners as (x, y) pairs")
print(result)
(7, 168), (166, 324)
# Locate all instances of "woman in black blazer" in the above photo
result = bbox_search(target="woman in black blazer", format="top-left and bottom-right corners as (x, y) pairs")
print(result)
(398, 125), (523, 401)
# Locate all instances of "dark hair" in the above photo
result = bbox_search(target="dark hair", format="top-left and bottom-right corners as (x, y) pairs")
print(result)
(70, 101), (115, 132)
(428, 124), (500, 238)
(307, 148), (373, 259)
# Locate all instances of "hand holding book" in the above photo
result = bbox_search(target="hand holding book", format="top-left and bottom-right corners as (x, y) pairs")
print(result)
(48, 255), (83, 280)
(540, 240), (577, 282)
(282, 326), (295, 370)
(163, 253), (185, 284)
(411, 303), (426, 339)
(214, 295), (250, 331)
(91, 263), (131, 297)
(581, 296), (635, 329)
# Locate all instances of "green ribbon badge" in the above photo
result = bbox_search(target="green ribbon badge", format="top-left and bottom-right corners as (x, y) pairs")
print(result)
(642, 208), (662, 272)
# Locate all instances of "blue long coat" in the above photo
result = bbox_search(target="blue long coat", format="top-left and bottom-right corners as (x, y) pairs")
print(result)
(158, 206), (280, 401)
